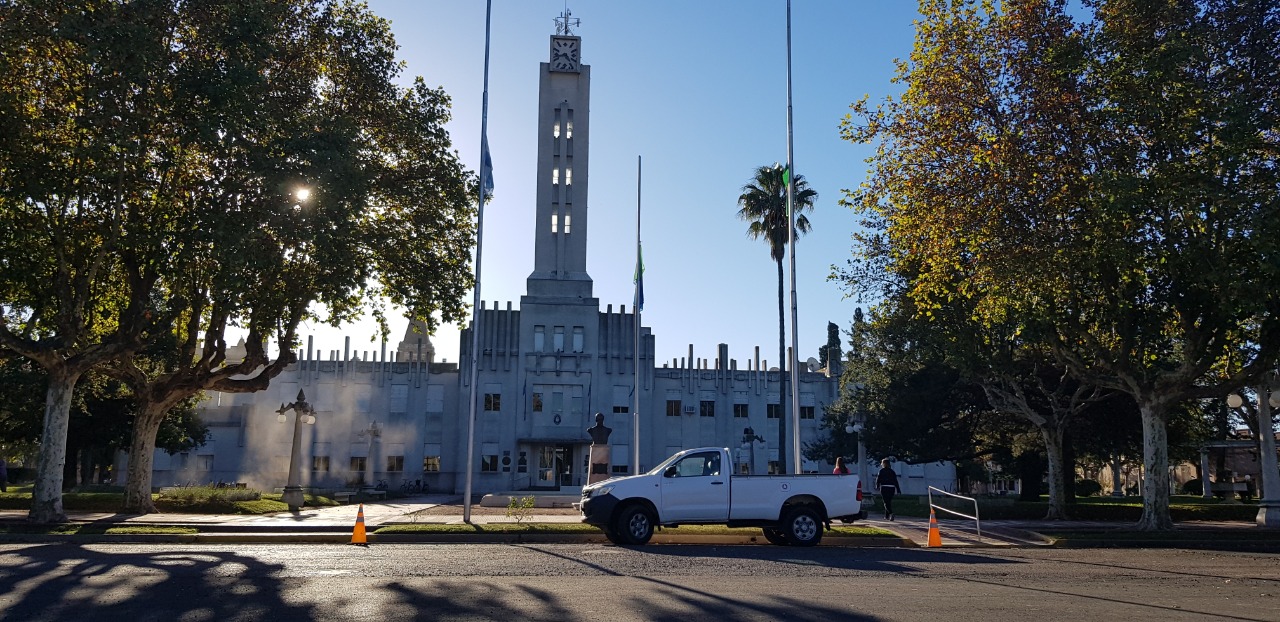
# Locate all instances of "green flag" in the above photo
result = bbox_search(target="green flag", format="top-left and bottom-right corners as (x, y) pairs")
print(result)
(782, 165), (791, 186)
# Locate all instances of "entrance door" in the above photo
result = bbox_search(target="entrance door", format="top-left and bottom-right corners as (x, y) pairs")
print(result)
(535, 445), (574, 490)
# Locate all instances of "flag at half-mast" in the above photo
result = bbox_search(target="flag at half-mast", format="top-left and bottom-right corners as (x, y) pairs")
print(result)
(633, 243), (645, 312)
(481, 132), (494, 199)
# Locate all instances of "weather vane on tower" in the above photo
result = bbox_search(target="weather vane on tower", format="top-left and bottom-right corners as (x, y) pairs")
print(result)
(554, 7), (579, 36)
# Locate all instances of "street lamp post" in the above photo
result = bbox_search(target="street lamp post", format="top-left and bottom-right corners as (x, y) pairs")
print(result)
(275, 389), (317, 511)
(1226, 387), (1280, 528)
(742, 427), (765, 475)
(845, 419), (868, 494)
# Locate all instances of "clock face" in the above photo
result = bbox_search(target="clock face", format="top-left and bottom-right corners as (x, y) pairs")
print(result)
(550, 37), (580, 72)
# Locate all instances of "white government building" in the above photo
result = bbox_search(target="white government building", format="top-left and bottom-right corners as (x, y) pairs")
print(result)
(143, 21), (954, 497)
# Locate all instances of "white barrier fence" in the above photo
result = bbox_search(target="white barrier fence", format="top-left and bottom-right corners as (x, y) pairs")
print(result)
(927, 485), (982, 540)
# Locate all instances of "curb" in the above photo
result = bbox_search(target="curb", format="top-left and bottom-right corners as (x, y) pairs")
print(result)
(0, 531), (917, 547)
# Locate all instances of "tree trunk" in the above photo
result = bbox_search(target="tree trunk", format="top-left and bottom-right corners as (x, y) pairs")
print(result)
(29, 368), (80, 523)
(1041, 425), (1069, 520)
(1136, 400), (1174, 530)
(775, 256), (787, 475)
(123, 402), (168, 514)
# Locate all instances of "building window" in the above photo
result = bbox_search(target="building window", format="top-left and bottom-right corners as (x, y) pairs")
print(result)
(572, 326), (584, 352)
(350, 456), (367, 474)
(532, 392), (543, 412)
(196, 454), (214, 470)
(386, 456), (404, 472)
(312, 456), (330, 472)
(517, 451), (528, 473)
(767, 403), (782, 419)
(564, 212), (572, 232)
(534, 326), (545, 352)
(700, 400), (715, 417)
(566, 119), (573, 139)
(565, 168), (573, 186)
(800, 406), (815, 420)
(484, 393), (501, 411)
(612, 464), (629, 474)
(481, 455), (499, 473)
(553, 168), (560, 185)
(667, 400), (681, 417)
(733, 404), (749, 418)
(613, 384), (630, 414)
(553, 326), (564, 351)
(768, 460), (781, 475)
(423, 456), (441, 472)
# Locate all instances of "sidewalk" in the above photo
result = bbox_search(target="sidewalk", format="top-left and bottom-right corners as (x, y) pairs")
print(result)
(1, 497), (1268, 548)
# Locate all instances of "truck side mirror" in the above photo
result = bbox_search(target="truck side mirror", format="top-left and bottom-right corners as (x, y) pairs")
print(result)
(664, 465), (678, 478)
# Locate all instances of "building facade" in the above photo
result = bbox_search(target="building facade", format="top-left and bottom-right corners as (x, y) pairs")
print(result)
(144, 24), (937, 496)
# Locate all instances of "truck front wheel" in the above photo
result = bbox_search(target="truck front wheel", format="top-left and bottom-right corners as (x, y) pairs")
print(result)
(613, 504), (655, 545)
(782, 506), (823, 547)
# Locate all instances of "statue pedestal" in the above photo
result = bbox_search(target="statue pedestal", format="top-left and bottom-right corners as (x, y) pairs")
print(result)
(589, 445), (611, 484)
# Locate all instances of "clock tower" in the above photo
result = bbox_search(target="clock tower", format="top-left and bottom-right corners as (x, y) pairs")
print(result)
(526, 11), (592, 302)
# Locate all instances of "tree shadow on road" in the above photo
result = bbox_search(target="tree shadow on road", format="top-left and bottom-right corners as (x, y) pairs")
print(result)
(0, 543), (311, 622)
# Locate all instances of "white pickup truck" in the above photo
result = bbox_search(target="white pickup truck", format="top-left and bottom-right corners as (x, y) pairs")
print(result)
(578, 446), (863, 546)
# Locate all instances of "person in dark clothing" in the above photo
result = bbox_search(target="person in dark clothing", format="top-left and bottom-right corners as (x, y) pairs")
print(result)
(874, 458), (900, 521)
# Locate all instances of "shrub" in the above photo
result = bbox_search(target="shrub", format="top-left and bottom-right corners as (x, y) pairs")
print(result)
(1181, 478), (1203, 495)
(1074, 479), (1103, 497)
(159, 486), (261, 504)
(506, 495), (536, 524)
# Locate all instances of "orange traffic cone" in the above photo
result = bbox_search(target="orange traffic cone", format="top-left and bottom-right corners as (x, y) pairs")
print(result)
(926, 508), (942, 547)
(349, 503), (368, 546)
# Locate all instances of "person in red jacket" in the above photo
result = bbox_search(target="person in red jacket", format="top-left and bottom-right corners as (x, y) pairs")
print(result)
(833, 456), (850, 475)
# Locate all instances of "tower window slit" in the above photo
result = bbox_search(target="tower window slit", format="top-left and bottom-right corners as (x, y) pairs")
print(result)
(551, 212), (558, 233)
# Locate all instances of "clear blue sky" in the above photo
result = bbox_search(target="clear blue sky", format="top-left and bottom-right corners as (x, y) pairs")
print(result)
(305, 0), (922, 368)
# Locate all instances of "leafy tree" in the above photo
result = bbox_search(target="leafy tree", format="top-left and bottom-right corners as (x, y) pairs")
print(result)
(0, 0), (476, 520)
(810, 299), (993, 468)
(840, 0), (1280, 529)
(737, 164), (817, 474)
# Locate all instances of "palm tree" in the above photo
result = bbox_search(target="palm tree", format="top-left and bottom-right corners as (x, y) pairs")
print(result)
(737, 164), (817, 474)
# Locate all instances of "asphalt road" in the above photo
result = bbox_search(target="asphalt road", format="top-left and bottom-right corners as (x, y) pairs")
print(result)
(1, 543), (1277, 622)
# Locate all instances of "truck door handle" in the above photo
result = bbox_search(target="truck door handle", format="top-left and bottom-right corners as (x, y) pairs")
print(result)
(711, 481), (724, 485)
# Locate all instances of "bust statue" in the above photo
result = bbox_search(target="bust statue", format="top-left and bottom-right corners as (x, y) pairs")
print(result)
(587, 412), (612, 445)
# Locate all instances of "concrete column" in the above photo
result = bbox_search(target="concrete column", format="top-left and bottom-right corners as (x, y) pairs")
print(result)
(1255, 392), (1280, 528)
(1111, 456), (1124, 496)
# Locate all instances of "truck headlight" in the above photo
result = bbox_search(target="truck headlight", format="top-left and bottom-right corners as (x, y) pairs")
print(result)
(590, 485), (614, 498)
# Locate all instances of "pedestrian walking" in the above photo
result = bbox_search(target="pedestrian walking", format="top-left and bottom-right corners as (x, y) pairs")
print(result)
(874, 458), (900, 521)
(833, 457), (849, 475)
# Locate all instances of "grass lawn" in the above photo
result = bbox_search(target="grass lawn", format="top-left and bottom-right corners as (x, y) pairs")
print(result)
(0, 485), (338, 515)
(0, 524), (197, 536)
(867, 493), (1258, 522)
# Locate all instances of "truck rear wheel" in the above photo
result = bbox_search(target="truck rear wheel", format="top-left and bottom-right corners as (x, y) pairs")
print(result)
(762, 527), (790, 546)
(613, 504), (655, 545)
(782, 506), (823, 547)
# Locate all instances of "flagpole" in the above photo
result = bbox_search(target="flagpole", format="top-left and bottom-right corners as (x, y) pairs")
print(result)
(633, 155), (642, 475)
(463, 0), (493, 523)
(785, 0), (802, 474)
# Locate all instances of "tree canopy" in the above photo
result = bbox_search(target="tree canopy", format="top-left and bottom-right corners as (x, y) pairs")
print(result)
(838, 0), (1279, 529)
(0, 0), (477, 520)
